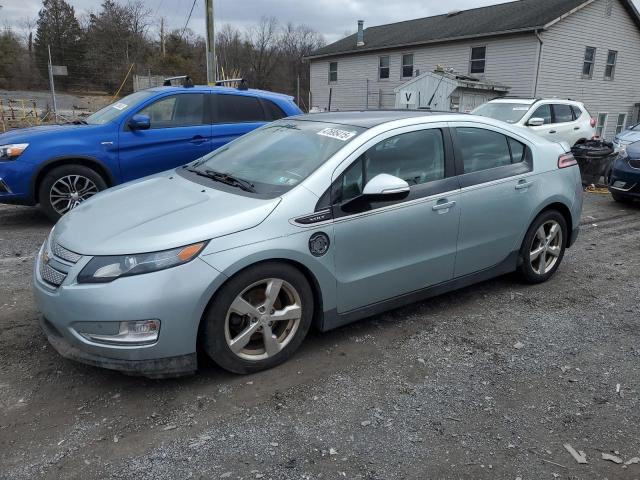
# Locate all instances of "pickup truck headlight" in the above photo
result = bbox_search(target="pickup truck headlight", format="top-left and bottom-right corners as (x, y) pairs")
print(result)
(0, 143), (29, 160)
(77, 242), (207, 283)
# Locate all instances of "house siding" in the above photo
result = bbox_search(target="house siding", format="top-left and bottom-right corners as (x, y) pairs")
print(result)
(537, 0), (640, 139)
(310, 34), (540, 111)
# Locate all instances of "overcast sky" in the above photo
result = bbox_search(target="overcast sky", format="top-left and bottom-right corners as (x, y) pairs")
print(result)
(3, 0), (640, 43)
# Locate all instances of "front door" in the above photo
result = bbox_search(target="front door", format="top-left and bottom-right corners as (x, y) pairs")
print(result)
(331, 125), (460, 313)
(450, 124), (539, 277)
(118, 92), (212, 181)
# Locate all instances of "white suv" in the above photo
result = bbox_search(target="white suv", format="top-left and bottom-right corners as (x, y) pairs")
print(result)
(473, 98), (596, 146)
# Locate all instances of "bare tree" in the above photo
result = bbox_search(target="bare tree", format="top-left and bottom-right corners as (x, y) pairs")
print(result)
(245, 16), (279, 89)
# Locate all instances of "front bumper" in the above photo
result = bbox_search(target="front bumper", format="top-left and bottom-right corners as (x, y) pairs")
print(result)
(33, 240), (227, 377)
(0, 160), (35, 205)
(608, 155), (640, 198)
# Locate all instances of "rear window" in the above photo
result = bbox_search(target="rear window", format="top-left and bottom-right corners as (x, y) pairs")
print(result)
(261, 99), (287, 120)
(214, 94), (266, 123)
(553, 104), (574, 123)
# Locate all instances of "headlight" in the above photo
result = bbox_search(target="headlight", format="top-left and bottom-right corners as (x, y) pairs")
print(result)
(0, 143), (29, 160)
(77, 241), (207, 283)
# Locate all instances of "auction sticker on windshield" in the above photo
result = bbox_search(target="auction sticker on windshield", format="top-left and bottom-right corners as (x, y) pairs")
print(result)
(112, 103), (128, 111)
(317, 127), (357, 141)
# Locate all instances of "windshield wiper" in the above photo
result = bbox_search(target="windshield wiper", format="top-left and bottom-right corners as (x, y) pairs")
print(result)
(186, 168), (256, 193)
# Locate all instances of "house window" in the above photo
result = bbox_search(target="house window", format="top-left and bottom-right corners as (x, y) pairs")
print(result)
(596, 113), (608, 137)
(616, 113), (627, 134)
(379, 56), (390, 79)
(470, 46), (486, 74)
(582, 47), (596, 78)
(402, 54), (414, 78)
(605, 0), (613, 16)
(328, 62), (338, 82)
(605, 50), (617, 80)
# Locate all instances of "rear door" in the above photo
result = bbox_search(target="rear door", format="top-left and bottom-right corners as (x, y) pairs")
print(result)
(551, 103), (579, 145)
(451, 123), (539, 277)
(118, 92), (212, 181)
(211, 94), (285, 151)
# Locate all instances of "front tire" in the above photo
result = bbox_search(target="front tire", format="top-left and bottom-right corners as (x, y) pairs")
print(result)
(202, 262), (314, 374)
(518, 210), (567, 284)
(38, 164), (107, 222)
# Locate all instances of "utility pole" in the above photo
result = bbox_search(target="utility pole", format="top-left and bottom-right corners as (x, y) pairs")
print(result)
(47, 45), (58, 123)
(204, 0), (216, 84)
(160, 17), (166, 57)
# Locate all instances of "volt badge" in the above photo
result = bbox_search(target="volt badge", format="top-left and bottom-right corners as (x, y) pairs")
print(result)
(309, 232), (330, 257)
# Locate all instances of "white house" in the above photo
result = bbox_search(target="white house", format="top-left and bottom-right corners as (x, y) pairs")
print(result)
(307, 0), (640, 139)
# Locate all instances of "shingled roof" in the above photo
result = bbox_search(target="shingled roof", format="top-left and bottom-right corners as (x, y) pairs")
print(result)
(308, 0), (640, 59)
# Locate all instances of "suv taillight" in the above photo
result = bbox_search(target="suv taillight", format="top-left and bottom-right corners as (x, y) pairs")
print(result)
(590, 117), (596, 128)
(558, 153), (577, 168)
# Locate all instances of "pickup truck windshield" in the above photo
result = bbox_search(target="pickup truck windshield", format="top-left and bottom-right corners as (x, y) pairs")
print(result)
(86, 90), (155, 125)
(188, 120), (365, 195)
(473, 103), (531, 124)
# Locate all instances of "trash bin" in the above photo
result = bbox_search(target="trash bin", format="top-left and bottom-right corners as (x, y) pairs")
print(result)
(571, 140), (615, 187)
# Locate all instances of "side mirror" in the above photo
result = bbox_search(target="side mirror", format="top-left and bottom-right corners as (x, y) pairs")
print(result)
(363, 173), (410, 196)
(527, 117), (545, 127)
(128, 114), (151, 130)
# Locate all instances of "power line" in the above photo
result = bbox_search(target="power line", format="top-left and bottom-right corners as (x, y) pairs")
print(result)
(180, 0), (198, 40)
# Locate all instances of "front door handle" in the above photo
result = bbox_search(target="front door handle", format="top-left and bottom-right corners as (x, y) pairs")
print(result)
(189, 135), (206, 145)
(515, 180), (534, 190)
(432, 200), (456, 211)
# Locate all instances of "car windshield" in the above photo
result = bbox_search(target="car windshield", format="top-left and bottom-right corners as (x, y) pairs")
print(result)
(86, 90), (156, 125)
(187, 119), (365, 195)
(473, 102), (532, 124)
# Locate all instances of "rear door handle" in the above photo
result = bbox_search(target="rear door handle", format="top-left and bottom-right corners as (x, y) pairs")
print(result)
(190, 135), (206, 145)
(515, 180), (534, 190)
(549, 130), (557, 134)
(573, 126), (580, 130)
(432, 200), (456, 211)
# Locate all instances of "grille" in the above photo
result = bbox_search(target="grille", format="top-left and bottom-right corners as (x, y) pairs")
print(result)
(39, 261), (67, 287)
(51, 242), (82, 263)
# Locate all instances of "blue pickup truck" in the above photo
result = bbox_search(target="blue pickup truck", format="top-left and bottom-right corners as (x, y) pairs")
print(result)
(0, 82), (302, 220)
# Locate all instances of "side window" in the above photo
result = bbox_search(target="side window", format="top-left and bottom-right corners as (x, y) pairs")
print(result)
(336, 129), (445, 204)
(553, 104), (574, 123)
(261, 99), (286, 120)
(531, 104), (552, 124)
(456, 127), (512, 173)
(508, 137), (526, 163)
(215, 94), (266, 123)
(138, 94), (205, 128)
(571, 105), (583, 119)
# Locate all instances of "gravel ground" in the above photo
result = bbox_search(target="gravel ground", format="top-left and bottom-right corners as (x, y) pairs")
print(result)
(1, 193), (639, 480)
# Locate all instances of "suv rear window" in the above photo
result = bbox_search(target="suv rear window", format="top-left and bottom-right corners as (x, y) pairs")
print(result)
(553, 104), (574, 123)
(215, 94), (266, 123)
(261, 99), (287, 120)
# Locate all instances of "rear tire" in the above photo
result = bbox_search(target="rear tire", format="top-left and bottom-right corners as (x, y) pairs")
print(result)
(517, 210), (567, 284)
(38, 164), (107, 222)
(201, 262), (314, 374)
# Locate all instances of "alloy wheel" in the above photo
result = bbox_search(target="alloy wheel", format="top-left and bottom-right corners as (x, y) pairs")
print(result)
(49, 175), (99, 215)
(529, 220), (563, 275)
(224, 278), (302, 361)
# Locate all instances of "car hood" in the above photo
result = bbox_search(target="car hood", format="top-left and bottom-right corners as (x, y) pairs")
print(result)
(0, 123), (102, 144)
(615, 130), (640, 143)
(53, 173), (281, 256)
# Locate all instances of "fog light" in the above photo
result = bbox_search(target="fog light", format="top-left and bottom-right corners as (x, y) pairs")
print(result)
(81, 320), (160, 346)
(613, 181), (627, 189)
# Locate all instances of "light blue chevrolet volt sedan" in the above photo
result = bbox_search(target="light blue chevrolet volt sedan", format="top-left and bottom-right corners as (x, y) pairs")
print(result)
(33, 111), (583, 377)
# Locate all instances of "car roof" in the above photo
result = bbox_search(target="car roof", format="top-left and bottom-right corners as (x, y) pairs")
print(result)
(147, 85), (293, 101)
(488, 97), (583, 106)
(292, 110), (455, 128)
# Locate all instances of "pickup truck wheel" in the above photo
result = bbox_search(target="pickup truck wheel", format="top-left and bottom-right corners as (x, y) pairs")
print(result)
(38, 165), (107, 222)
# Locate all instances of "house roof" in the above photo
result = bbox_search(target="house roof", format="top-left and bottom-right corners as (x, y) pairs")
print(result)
(308, 0), (640, 59)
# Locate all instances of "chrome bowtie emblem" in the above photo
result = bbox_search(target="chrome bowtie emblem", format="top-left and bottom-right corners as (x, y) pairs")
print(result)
(42, 250), (50, 264)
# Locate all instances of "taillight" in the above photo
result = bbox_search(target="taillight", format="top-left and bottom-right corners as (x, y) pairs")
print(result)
(558, 153), (577, 168)
(590, 117), (596, 128)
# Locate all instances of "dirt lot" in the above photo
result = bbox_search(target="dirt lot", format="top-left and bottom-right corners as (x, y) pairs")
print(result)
(1, 193), (639, 480)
